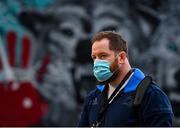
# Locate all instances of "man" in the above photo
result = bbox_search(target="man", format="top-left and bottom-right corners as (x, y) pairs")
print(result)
(78, 31), (174, 127)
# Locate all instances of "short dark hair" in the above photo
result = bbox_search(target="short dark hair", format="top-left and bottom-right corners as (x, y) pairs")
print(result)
(91, 31), (128, 54)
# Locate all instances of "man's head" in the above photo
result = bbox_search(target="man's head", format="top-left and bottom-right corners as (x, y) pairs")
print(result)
(91, 31), (131, 84)
(91, 31), (128, 55)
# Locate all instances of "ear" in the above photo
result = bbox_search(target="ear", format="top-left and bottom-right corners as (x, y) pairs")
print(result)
(118, 51), (127, 64)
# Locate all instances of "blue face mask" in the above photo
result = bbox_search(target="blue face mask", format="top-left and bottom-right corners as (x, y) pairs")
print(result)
(93, 59), (116, 82)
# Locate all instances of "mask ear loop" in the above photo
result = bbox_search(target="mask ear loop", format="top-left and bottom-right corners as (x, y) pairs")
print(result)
(110, 52), (121, 73)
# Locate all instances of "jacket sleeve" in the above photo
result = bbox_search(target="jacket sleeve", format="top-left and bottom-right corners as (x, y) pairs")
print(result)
(142, 83), (174, 126)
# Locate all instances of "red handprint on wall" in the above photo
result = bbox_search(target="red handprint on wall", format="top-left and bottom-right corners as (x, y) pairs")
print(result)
(0, 31), (48, 126)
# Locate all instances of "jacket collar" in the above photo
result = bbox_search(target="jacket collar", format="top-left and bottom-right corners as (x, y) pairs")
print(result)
(96, 68), (145, 93)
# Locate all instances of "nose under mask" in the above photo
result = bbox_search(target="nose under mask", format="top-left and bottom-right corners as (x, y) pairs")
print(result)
(93, 57), (119, 82)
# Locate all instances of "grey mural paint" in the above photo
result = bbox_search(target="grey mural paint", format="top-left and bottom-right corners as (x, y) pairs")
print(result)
(0, 0), (180, 126)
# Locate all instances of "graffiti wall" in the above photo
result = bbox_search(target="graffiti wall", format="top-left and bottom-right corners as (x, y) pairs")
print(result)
(0, 0), (180, 126)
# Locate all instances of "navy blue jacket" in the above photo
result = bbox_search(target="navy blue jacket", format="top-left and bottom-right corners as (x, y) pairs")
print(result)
(78, 68), (174, 127)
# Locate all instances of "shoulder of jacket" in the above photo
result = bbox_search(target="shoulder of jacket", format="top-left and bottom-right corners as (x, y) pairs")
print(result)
(146, 81), (164, 94)
(143, 81), (170, 103)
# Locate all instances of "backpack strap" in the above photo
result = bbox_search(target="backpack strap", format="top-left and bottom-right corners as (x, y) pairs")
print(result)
(134, 76), (152, 106)
(133, 76), (152, 126)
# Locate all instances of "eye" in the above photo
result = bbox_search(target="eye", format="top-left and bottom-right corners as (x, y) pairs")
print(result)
(100, 54), (107, 59)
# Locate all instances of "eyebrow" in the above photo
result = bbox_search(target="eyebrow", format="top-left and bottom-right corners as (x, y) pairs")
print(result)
(91, 52), (109, 57)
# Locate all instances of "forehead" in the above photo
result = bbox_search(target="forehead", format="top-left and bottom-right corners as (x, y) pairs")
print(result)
(91, 38), (113, 55)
